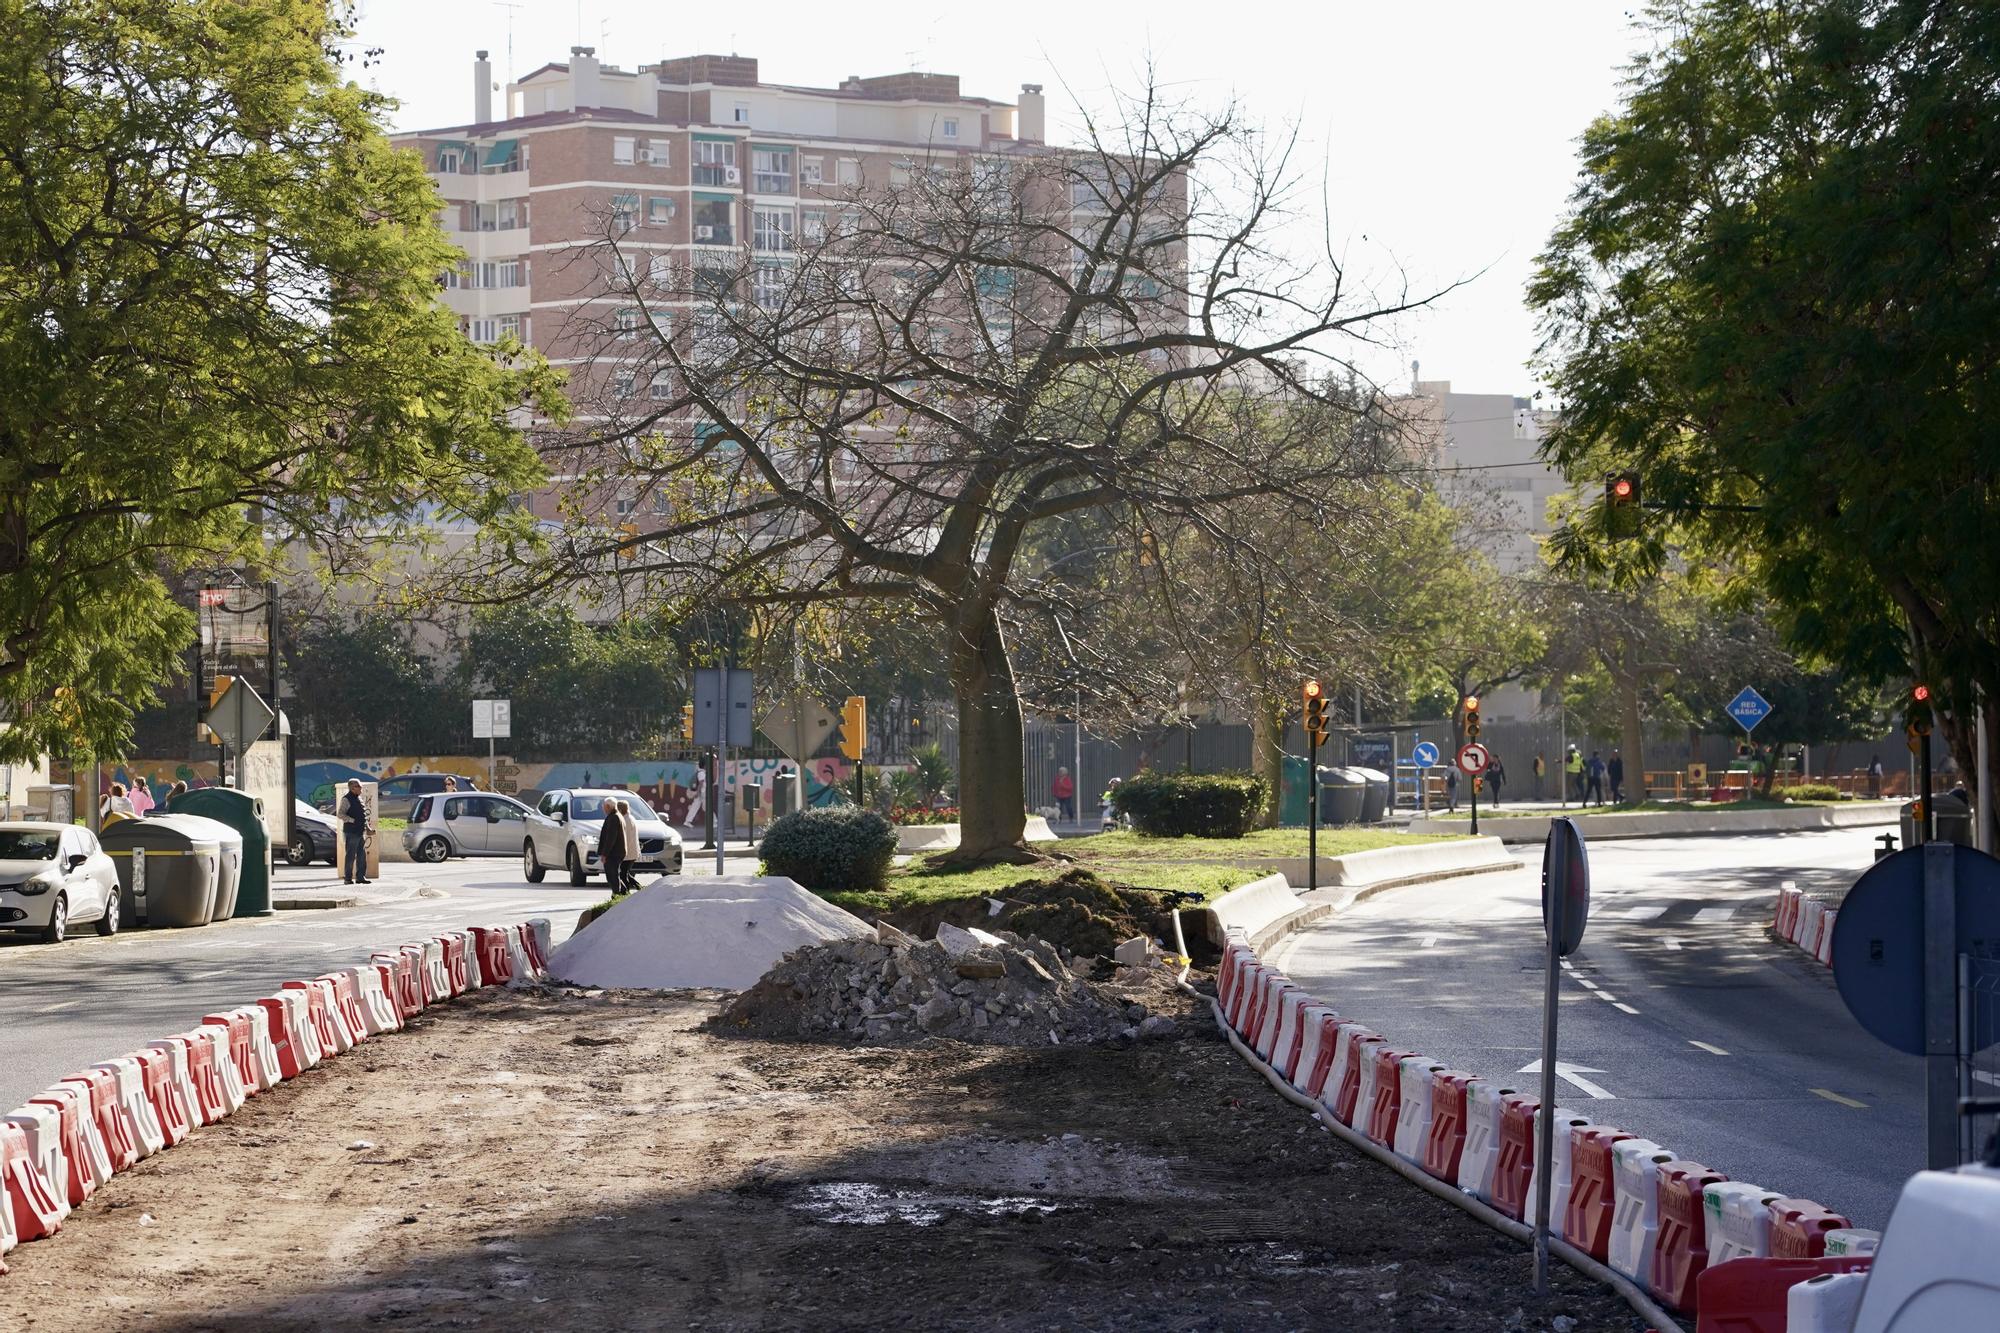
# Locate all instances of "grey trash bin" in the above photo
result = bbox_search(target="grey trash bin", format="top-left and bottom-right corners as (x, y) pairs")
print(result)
(1900, 792), (1973, 848)
(1350, 767), (1391, 823)
(100, 815), (225, 928)
(1317, 767), (1367, 826)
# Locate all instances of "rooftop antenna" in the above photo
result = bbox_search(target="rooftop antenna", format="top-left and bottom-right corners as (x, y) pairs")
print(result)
(491, 0), (522, 86)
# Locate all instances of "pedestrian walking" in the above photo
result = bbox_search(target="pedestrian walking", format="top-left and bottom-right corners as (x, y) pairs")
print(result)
(1868, 754), (1884, 800)
(618, 797), (642, 893)
(1532, 752), (1546, 802)
(169, 780), (188, 801)
(598, 795), (629, 893)
(340, 779), (371, 885)
(1565, 745), (1585, 802)
(1445, 765), (1459, 812)
(1486, 756), (1506, 806)
(1051, 767), (1076, 823)
(99, 782), (135, 821)
(1585, 751), (1607, 806)
(1608, 749), (1625, 804)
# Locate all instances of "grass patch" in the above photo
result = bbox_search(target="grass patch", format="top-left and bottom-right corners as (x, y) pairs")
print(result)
(379, 817), (408, 831)
(822, 825), (1465, 915)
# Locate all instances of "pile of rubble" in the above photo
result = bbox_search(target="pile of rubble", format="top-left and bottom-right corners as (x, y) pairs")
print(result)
(716, 922), (1183, 1047)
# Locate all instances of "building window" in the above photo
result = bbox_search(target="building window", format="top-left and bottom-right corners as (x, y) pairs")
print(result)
(836, 158), (861, 186)
(644, 138), (671, 167)
(652, 491), (671, 515)
(649, 254), (674, 286)
(692, 196), (733, 246)
(648, 196), (675, 225)
(942, 117), (959, 139)
(752, 262), (786, 308)
(800, 156), (824, 185)
(613, 136), (636, 165)
(498, 259), (523, 287)
(614, 307), (641, 339)
(890, 161), (911, 187)
(732, 102), (750, 123)
(437, 147), (462, 173)
(614, 494), (638, 517)
(475, 200), (522, 231)
(467, 318), (498, 344)
(751, 207), (794, 253)
(611, 193), (638, 227)
(751, 147), (793, 195)
(441, 264), (464, 289)
(613, 370), (637, 398)
(693, 140), (736, 187)
(693, 257), (733, 299)
(800, 208), (827, 244)
(497, 313), (523, 341)
(649, 370), (673, 401)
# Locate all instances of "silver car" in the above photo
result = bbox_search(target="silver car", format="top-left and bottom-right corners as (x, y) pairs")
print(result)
(401, 792), (537, 863)
(0, 822), (121, 943)
(522, 788), (682, 885)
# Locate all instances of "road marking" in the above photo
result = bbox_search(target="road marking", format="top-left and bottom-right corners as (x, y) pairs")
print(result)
(1621, 904), (1669, 921)
(1810, 1088), (1868, 1109)
(1664, 938), (1683, 951)
(1782, 880), (1796, 889)
(1419, 935), (1438, 948)
(1575, 976), (1600, 991)
(1688, 1041), (1730, 1056)
(1612, 1002), (1641, 1015)
(38, 1000), (78, 1014)
(1693, 906), (1737, 923)
(1517, 1059), (1614, 1100)
(189, 969), (231, 980)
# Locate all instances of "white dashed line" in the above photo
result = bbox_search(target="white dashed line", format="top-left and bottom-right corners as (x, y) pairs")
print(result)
(1693, 906), (1737, 923)
(1689, 1041), (1730, 1055)
(1664, 938), (1683, 951)
(1622, 904), (1669, 921)
(1613, 1003), (1641, 1015)
(1420, 935), (1438, 948)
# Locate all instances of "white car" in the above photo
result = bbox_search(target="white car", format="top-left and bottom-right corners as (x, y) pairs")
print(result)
(522, 788), (682, 885)
(402, 792), (537, 863)
(0, 822), (121, 943)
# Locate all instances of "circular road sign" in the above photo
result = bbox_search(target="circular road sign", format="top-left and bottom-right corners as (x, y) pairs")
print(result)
(1456, 743), (1491, 776)
(1412, 741), (1440, 767)
(1831, 843), (2000, 1056)
(1541, 817), (1591, 957)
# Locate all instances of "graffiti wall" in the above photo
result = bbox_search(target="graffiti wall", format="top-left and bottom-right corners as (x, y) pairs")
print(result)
(99, 760), (222, 811)
(288, 755), (859, 825)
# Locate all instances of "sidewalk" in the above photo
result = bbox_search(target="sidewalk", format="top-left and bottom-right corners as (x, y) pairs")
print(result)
(269, 862), (442, 910)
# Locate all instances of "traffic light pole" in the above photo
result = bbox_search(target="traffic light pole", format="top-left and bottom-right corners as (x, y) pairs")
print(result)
(1307, 730), (1322, 894)
(713, 747), (725, 876)
(1919, 730), (1935, 845)
(1469, 767), (1479, 836)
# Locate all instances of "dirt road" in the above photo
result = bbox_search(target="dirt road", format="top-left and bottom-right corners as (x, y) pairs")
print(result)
(0, 986), (1645, 1331)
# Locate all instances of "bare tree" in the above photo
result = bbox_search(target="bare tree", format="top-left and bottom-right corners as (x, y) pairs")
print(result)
(510, 80), (1443, 862)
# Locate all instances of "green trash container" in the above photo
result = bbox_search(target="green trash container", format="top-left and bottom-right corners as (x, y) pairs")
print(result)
(1279, 755), (1311, 826)
(168, 787), (274, 917)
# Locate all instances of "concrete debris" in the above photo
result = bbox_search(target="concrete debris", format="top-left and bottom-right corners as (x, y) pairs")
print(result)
(1113, 935), (1154, 967)
(717, 926), (1183, 1048)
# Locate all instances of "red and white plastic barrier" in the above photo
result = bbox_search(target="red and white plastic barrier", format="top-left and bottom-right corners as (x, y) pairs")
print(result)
(1422, 1070), (1479, 1183)
(1771, 889), (1840, 970)
(1457, 1079), (1514, 1203)
(1705, 1180), (1783, 1267)
(87, 1058), (164, 1161)
(1391, 1056), (1447, 1165)
(1606, 1138), (1672, 1286)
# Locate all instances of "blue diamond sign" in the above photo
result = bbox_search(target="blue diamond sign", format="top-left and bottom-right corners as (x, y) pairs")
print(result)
(1726, 686), (1773, 733)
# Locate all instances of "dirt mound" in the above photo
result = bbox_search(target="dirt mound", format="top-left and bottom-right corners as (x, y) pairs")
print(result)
(877, 868), (1213, 962)
(713, 926), (1183, 1047)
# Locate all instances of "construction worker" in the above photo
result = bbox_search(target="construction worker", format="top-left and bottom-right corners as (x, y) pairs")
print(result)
(1564, 745), (1585, 802)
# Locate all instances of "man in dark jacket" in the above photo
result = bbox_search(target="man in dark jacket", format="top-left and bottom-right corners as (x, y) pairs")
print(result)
(340, 779), (371, 885)
(1608, 749), (1626, 803)
(597, 796), (628, 891)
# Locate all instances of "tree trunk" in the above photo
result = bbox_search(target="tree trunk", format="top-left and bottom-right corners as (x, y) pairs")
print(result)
(944, 605), (1030, 862)
(1249, 689), (1285, 829)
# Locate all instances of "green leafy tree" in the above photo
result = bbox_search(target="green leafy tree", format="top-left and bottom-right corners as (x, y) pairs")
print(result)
(287, 613), (465, 754)
(463, 604), (683, 758)
(1530, 0), (2000, 803)
(0, 0), (559, 761)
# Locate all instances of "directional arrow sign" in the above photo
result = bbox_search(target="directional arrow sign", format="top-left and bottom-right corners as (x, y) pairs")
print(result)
(1726, 686), (1772, 734)
(1412, 740), (1440, 768)
(1516, 1059), (1615, 1100)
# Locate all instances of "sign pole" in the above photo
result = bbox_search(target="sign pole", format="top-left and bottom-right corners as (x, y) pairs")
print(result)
(1470, 768), (1479, 836)
(1919, 730), (1935, 845)
(1533, 865), (1563, 1294)
(713, 747), (725, 876)
(1922, 843), (1958, 1168)
(488, 735), (496, 792)
(1307, 730), (1321, 894)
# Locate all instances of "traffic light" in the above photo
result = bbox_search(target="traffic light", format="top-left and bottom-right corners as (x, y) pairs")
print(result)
(1605, 472), (1641, 539)
(1908, 682), (1934, 736)
(1302, 679), (1328, 745)
(680, 703), (695, 743)
(839, 695), (867, 761)
(1463, 695), (1482, 741)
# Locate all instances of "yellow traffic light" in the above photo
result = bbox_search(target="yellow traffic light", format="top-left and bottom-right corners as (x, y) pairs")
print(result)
(1463, 695), (1482, 740)
(839, 695), (867, 761)
(1302, 679), (1328, 744)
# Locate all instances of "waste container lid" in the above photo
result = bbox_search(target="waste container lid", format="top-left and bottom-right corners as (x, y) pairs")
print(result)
(100, 814), (225, 853)
(1317, 767), (1366, 786)
(1901, 793), (1970, 815)
(149, 812), (242, 847)
(1348, 767), (1390, 782)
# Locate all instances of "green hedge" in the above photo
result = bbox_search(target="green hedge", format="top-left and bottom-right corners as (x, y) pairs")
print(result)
(1110, 771), (1268, 838)
(1784, 783), (1845, 803)
(760, 807), (899, 894)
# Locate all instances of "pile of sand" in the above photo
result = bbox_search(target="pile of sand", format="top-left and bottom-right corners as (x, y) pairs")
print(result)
(546, 877), (872, 989)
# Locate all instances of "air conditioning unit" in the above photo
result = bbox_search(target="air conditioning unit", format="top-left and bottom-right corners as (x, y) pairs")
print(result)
(695, 225), (714, 241)
(637, 148), (653, 164)
(723, 166), (742, 185)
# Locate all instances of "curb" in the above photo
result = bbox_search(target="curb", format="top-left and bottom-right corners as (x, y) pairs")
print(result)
(1407, 803), (1899, 845)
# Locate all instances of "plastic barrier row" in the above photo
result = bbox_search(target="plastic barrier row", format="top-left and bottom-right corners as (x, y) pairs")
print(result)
(1215, 938), (1880, 1327)
(1772, 887), (1837, 968)
(0, 918), (549, 1275)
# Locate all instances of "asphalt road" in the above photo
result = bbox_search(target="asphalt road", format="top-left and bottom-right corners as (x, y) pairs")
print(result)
(1266, 826), (1920, 1228)
(0, 857), (615, 1113)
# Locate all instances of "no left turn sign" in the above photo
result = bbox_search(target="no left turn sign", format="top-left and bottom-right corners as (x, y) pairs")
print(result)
(1457, 743), (1491, 776)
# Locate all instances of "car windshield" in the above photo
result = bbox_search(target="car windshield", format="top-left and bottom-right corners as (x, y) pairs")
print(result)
(569, 795), (659, 822)
(0, 830), (60, 860)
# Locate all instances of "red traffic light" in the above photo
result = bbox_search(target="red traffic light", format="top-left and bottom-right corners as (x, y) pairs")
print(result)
(1303, 679), (1323, 700)
(1912, 683), (1931, 703)
(1462, 696), (1480, 713)
(1612, 478), (1633, 499)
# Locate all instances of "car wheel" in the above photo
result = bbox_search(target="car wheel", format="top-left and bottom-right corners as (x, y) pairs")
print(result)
(566, 845), (588, 886)
(523, 840), (546, 883)
(95, 890), (120, 937)
(416, 835), (451, 864)
(287, 832), (313, 866)
(39, 893), (66, 945)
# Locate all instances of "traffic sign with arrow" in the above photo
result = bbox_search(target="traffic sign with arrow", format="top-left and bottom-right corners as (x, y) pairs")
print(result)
(1456, 742), (1490, 776)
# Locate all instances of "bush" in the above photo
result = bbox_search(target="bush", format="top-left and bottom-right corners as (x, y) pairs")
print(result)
(1784, 783), (1845, 802)
(760, 807), (899, 894)
(888, 804), (958, 826)
(1110, 771), (1268, 838)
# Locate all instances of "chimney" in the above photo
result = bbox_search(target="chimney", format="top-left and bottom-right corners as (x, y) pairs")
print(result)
(1018, 83), (1045, 142)
(571, 45), (602, 109)
(473, 50), (493, 124)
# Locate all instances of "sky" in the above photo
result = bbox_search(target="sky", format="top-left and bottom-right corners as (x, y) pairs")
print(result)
(352, 0), (1647, 399)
